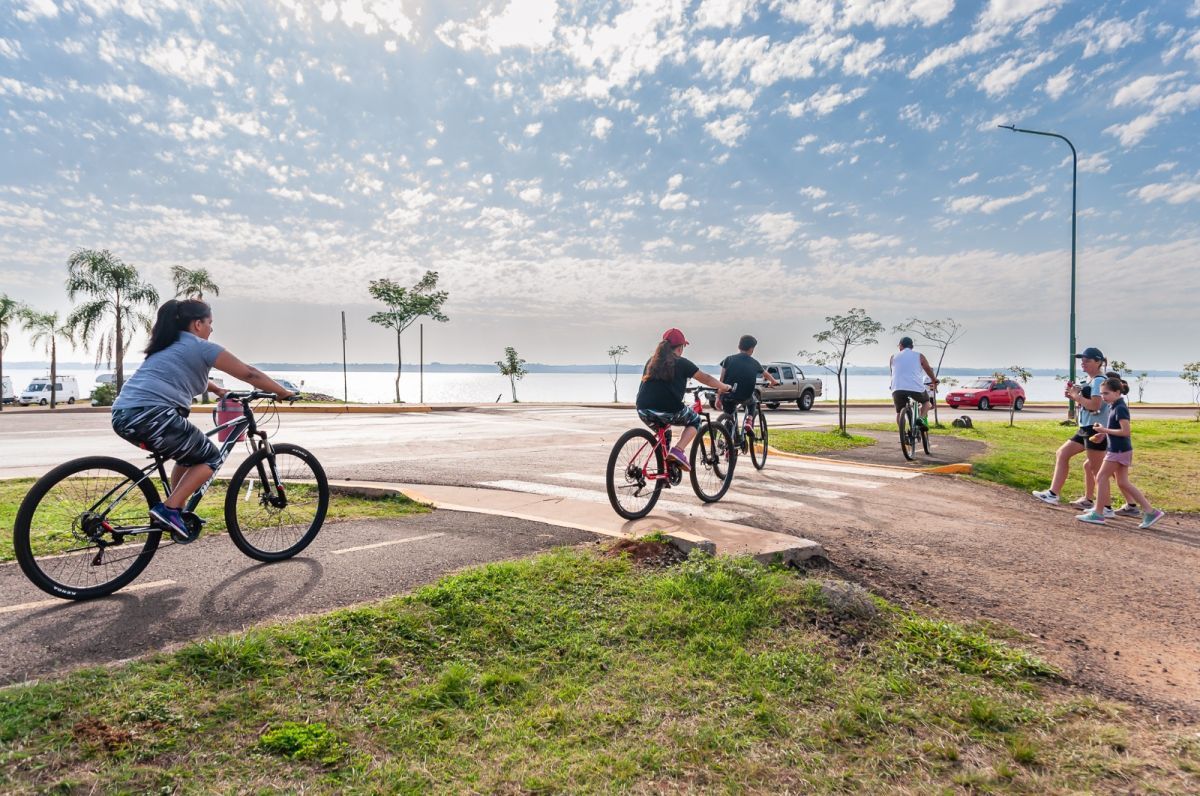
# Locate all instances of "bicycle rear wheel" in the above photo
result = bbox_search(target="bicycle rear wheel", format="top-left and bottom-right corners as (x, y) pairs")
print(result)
(13, 456), (162, 600)
(749, 410), (768, 470)
(606, 428), (665, 520)
(224, 443), (329, 562)
(899, 408), (916, 461)
(920, 423), (931, 455)
(690, 421), (736, 502)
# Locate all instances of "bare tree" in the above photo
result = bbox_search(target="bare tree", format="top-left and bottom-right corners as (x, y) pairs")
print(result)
(607, 344), (628, 403)
(799, 308), (884, 434)
(993, 365), (1032, 427)
(894, 317), (965, 427)
(367, 271), (449, 403)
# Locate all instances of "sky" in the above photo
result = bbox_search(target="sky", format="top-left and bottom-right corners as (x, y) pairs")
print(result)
(1, 0), (1198, 371)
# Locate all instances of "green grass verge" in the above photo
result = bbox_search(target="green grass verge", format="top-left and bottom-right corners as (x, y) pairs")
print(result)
(0, 479), (429, 562)
(1, 549), (1195, 793)
(857, 419), (1200, 512)
(771, 428), (877, 455)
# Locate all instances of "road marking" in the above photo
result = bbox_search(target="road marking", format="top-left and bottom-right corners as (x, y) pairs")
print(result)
(551, 471), (829, 505)
(478, 480), (751, 522)
(764, 470), (887, 490)
(735, 477), (848, 500)
(767, 457), (920, 479)
(0, 579), (176, 614)
(332, 532), (444, 555)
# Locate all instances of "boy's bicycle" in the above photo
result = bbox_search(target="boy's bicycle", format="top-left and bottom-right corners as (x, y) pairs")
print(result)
(13, 390), (329, 600)
(709, 391), (768, 470)
(898, 391), (932, 461)
(605, 386), (736, 520)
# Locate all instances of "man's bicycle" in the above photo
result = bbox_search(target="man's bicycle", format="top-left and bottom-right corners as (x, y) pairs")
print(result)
(12, 390), (329, 600)
(709, 391), (768, 471)
(898, 391), (932, 461)
(605, 386), (737, 519)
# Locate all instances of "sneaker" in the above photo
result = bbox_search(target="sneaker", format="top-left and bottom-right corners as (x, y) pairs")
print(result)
(150, 502), (196, 543)
(1139, 509), (1165, 530)
(1113, 504), (1142, 518)
(1102, 506), (1116, 519)
(667, 447), (691, 472)
(1031, 489), (1060, 505)
(916, 416), (929, 429)
(1075, 510), (1106, 525)
(1069, 496), (1095, 509)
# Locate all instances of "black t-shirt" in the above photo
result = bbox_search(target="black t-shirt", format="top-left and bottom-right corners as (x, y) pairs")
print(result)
(1106, 399), (1133, 453)
(719, 353), (762, 403)
(636, 356), (699, 412)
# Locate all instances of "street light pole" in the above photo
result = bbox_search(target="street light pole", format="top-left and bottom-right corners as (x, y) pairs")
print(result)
(998, 124), (1077, 420)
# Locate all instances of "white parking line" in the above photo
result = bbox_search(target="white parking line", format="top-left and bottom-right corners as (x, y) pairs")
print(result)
(479, 480), (751, 522)
(331, 533), (445, 555)
(0, 579), (176, 615)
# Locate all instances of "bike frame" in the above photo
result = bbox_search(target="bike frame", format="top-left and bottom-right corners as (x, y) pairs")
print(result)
(628, 387), (717, 484)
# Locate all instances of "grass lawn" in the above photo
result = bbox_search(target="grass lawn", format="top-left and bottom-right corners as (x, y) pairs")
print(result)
(0, 548), (1195, 793)
(0, 478), (429, 562)
(858, 419), (1200, 512)
(771, 428), (876, 455)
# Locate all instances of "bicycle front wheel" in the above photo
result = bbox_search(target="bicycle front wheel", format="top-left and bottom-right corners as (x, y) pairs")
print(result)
(13, 456), (162, 600)
(899, 410), (916, 461)
(606, 428), (665, 520)
(690, 421), (736, 502)
(225, 443), (329, 562)
(749, 410), (769, 470)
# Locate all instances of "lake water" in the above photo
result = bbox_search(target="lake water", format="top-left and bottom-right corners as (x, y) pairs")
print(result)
(4, 366), (1195, 405)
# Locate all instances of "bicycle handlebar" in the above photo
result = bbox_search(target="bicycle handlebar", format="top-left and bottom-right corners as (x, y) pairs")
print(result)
(223, 390), (299, 403)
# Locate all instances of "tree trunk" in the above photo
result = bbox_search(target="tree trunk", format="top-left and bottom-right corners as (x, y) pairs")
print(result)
(612, 364), (618, 403)
(1009, 388), (1016, 427)
(842, 369), (849, 433)
(510, 375), (518, 403)
(394, 330), (402, 404)
(0, 329), (5, 413)
(50, 338), (57, 410)
(115, 292), (124, 395)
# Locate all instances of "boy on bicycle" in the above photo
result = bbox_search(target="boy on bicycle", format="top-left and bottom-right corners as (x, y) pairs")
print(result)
(718, 335), (779, 429)
(889, 336), (938, 429)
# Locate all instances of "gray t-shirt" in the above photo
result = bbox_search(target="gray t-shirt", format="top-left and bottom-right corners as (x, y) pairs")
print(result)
(1077, 374), (1110, 428)
(113, 333), (224, 411)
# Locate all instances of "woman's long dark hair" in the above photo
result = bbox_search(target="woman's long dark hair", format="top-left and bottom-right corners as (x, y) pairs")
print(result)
(145, 299), (211, 356)
(643, 340), (678, 382)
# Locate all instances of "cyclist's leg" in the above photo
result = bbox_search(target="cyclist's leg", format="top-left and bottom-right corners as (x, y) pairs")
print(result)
(673, 406), (704, 453)
(891, 391), (908, 426)
(115, 406), (221, 510)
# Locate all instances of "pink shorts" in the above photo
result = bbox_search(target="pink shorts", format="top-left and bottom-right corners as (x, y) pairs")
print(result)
(1104, 450), (1133, 466)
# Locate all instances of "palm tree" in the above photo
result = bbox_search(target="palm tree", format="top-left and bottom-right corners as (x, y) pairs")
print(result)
(171, 265), (220, 300)
(0, 293), (25, 412)
(20, 309), (73, 409)
(65, 249), (159, 394)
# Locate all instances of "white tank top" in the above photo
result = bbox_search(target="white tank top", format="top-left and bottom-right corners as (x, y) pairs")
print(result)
(890, 348), (927, 393)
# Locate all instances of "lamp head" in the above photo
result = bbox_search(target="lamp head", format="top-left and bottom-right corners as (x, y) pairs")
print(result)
(998, 124), (1016, 131)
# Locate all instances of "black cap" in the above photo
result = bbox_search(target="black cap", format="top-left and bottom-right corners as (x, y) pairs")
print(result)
(898, 336), (914, 349)
(1075, 347), (1105, 360)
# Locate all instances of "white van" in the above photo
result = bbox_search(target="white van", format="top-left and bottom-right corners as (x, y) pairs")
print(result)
(19, 376), (80, 406)
(2, 375), (13, 404)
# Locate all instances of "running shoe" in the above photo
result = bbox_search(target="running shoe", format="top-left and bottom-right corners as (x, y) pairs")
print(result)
(1113, 504), (1142, 518)
(1139, 509), (1165, 529)
(1031, 489), (1060, 505)
(667, 446), (692, 472)
(1069, 496), (1095, 509)
(1102, 506), (1116, 519)
(1075, 510), (1105, 525)
(150, 502), (197, 543)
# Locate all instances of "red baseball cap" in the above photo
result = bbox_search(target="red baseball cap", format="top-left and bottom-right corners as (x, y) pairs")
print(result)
(662, 328), (689, 347)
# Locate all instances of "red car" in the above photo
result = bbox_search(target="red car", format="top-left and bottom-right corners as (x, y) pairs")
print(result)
(944, 378), (1026, 411)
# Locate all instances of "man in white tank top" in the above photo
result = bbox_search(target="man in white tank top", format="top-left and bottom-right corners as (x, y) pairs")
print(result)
(890, 336), (938, 428)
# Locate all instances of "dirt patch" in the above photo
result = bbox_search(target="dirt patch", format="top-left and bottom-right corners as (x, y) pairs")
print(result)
(73, 718), (133, 751)
(605, 538), (686, 568)
(784, 426), (986, 468)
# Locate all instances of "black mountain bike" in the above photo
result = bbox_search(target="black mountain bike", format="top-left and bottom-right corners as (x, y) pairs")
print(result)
(898, 392), (931, 461)
(13, 390), (329, 600)
(709, 391), (768, 471)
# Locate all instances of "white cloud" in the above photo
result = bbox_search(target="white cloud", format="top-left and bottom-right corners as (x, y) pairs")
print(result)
(439, 0), (558, 52)
(14, 0), (58, 22)
(0, 38), (23, 59)
(800, 186), (826, 199)
(523, 122), (543, 137)
(658, 192), (689, 210)
(793, 133), (818, 150)
(910, 29), (1001, 79)
(1061, 13), (1146, 58)
(672, 85), (754, 117)
(957, 172), (979, 185)
(842, 37), (886, 76)
(1131, 181), (1200, 205)
(703, 113), (749, 145)
(948, 185), (1047, 214)
(667, 174), (684, 191)
(898, 102), (942, 131)
(1075, 152), (1111, 174)
(980, 0), (1064, 29)
(750, 212), (800, 246)
(1104, 114), (1162, 147)
(1112, 72), (1185, 107)
(140, 36), (235, 87)
(1042, 65), (1073, 100)
(0, 77), (59, 103)
(591, 116), (613, 140)
(93, 83), (148, 103)
(786, 84), (867, 117)
(841, 0), (954, 28)
(694, 0), (756, 29)
(1105, 74), (1200, 146)
(978, 51), (1055, 97)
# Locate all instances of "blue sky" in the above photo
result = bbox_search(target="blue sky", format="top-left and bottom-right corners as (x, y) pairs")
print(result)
(1, 0), (1198, 370)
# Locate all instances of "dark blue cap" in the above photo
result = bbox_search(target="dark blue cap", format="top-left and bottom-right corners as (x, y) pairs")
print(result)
(1075, 347), (1105, 360)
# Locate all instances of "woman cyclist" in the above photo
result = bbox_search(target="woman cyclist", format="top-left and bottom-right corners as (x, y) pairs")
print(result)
(635, 328), (730, 471)
(111, 299), (295, 542)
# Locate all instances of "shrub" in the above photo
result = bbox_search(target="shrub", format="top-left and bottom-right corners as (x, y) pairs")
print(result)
(90, 383), (117, 406)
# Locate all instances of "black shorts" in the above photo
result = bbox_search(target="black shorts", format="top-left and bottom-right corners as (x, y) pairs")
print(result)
(720, 394), (759, 416)
(637, 405), (703, 430)
(892, 390), (929, 412)
(1068, 428), (1108, 452)
(112, 406), (224, 469)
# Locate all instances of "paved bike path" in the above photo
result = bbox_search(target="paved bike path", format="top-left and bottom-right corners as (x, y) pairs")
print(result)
(0, 512), (598, 685)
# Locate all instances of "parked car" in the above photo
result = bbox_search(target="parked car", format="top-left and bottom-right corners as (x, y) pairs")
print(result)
(2, 375), (13, 404)
(271, 376), (303, 394)
(19, 376), (80, 406)
(758, 362), (823, 411)
(944, 378), (1026, 411)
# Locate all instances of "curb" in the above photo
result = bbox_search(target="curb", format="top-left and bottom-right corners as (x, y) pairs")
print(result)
(763, 445), (972, 475)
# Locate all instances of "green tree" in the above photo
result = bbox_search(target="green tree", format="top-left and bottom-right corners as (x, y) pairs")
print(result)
(992, 365), (1032, 427)
(20, 309), (73, 409)
(496, 347), (528, 403)
(1181, 362), (1200, 421)
(799, 308), (884, 434)
(893, 317), (965, 427)
(607, 344), (629, 403)
(65, 249), (159, 394)
(368, 271), (450, 403)
(0, 293), (26, 412)
(171, 265), (221, 300)
(1109, 359), (1127, 374)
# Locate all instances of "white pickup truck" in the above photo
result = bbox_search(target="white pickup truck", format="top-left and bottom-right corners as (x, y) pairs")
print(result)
(757, 361), (823, 411)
